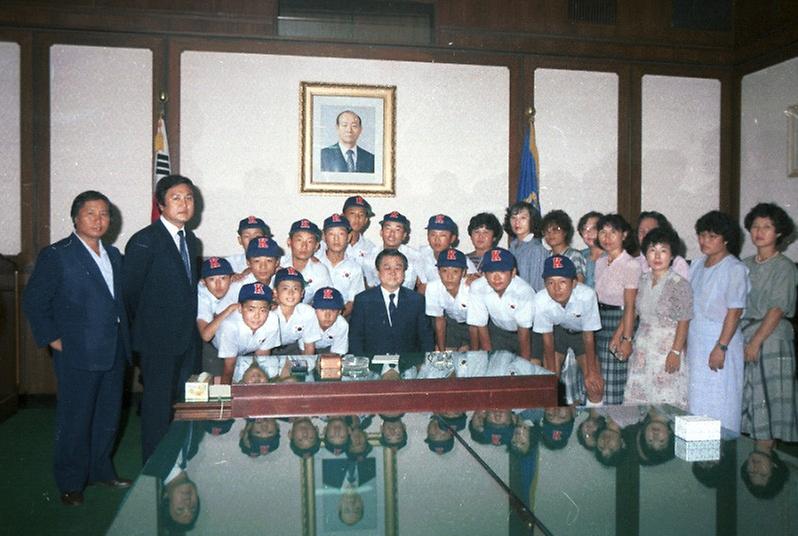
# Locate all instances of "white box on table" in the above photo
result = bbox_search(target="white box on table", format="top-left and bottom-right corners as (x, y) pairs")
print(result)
(674, 415), (721, 441)
(675, 437), (721, 462)
(185, 372), (212, 402)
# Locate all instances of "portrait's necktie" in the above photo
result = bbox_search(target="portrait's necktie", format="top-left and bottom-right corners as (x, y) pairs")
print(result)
(178, 229), (191, 282)
(346, 149), (355, 172)
(389, 293), (397, 326)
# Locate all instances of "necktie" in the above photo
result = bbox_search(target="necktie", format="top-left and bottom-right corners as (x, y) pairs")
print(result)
(346, 149), (355, 172)
(178, 230), (191, 282)
(180, 423), (193, 470)
(389, 293), (397, 326)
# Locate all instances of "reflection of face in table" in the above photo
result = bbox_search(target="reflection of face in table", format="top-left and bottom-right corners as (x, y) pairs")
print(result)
(320, 457), (377, 532)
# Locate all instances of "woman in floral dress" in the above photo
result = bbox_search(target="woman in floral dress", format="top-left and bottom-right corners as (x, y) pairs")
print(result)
(625, 228), (693, 408)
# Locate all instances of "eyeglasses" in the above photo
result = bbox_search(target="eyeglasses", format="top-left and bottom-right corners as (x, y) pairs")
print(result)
(544, 226), (563, 234)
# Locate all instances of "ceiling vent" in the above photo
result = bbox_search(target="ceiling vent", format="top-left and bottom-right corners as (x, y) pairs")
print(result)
(568, 0), (618, 25)
(278, 0), (434, 44)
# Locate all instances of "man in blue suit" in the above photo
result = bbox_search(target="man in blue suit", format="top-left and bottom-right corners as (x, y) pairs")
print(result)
(349, 249), (433, 355)
(320, 110), (375, 173)
(123, 175), (201, 462)
(23, 190), (131, 506)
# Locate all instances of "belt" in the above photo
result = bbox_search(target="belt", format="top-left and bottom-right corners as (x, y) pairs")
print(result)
(598, 302), (621, 311)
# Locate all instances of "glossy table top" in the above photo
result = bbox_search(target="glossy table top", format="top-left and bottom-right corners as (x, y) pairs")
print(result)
(175, 351), (558, 420)
(109, 405), (798, 535)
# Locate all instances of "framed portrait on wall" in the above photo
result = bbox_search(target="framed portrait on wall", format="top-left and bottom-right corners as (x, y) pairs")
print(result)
(300, 82), (396, 195)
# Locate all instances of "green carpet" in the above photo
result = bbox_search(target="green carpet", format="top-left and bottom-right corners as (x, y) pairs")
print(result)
(0, 404), (142, 536)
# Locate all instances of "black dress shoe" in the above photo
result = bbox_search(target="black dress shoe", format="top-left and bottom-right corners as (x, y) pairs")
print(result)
(60, 491), (84, 506)
(90, 478), (133, 489)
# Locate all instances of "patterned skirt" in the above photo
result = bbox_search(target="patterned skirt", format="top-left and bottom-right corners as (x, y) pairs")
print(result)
(740, 336), (798, 441)
(597, 307), (627, 405)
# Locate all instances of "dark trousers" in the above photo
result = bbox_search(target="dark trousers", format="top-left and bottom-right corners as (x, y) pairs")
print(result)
(53, 339), (125, 493)
(140, 340), (198, 462)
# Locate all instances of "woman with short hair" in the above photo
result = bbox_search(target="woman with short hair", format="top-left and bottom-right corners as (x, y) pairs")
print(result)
(687, 210), (749, 434)
(740, 202), (797, 443)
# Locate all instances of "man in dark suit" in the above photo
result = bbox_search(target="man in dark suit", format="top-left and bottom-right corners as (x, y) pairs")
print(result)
(23, 190), (131, 506)
(320, 110), (375, 173)
(322, 457), (376, 489)
(123, 175), (201, 462)
(142, 420), (204, 531)
(348, 249), (433, 355)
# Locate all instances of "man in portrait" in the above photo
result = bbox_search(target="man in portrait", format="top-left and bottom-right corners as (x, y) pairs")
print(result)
(320, 110), (375, 173)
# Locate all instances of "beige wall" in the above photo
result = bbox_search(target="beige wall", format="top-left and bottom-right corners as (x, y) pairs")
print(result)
(180, 50), (510, 255)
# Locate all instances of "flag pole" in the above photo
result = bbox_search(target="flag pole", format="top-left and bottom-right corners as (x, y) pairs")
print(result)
(152, 90), (172, 222)
(159, 89), (168, 116)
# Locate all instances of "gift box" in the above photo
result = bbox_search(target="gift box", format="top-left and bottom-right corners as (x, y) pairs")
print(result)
(675, 437), (721, 462)
(674, 415), (721, 441)
(209, 384), (231, 400)
(185, 372), (212, 402)
(318, 354), (342, 380)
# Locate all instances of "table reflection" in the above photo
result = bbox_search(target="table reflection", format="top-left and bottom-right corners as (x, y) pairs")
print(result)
(109, 406), (797, 535)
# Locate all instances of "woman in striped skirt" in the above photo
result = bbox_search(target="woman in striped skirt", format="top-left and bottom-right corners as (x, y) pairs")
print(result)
(594, 214), (641, 404)
(740, 203), (798, 443)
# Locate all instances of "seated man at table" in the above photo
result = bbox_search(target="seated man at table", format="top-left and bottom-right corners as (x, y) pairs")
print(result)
(532, 254), (604, 404)
(467, 247), (535, 361)
(349, 249), (434, 356)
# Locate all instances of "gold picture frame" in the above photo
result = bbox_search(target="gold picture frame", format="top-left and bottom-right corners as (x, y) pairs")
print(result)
(300, 82), (396, 195)
(301, 433), (397, 536)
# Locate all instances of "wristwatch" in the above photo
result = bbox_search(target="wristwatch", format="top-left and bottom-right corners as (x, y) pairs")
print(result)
(717, 342), (728, 352)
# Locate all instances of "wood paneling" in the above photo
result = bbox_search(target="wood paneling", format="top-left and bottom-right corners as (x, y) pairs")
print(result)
(0, 259), (19, 421)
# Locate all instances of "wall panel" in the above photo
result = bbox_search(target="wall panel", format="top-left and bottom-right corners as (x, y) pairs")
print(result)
(641, 75), (720, 259)
(50, 44), (151, 246)
(740, 57), (798, 261)
(0, 41), (20, 255)
(534, 68), (619, 249)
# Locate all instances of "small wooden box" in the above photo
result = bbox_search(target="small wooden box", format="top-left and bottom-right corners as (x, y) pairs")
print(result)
(318, 354), (342, 380)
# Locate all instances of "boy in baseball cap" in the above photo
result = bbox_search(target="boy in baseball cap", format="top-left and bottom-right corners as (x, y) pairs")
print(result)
(226, 215), (272, 275)
(271, 267), (322, 355)
(532, 254), (603, 404)
(340, 196), (378, 268)
(363, 211), (421, 290)
(218, 236), (284, 311)
(282, 219), (333, 306)
(319, 214), (365, 318)
(424, 248), (476, 351)
(305, 286), (349, 355)
(217, 282), (281, 384)
(417, 214), (476, 293)
(197, 256), (239, 375)
(467, 247), (536, 360)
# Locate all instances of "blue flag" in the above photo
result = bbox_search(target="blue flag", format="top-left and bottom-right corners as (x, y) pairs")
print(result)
(516, 124), (539, 211)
